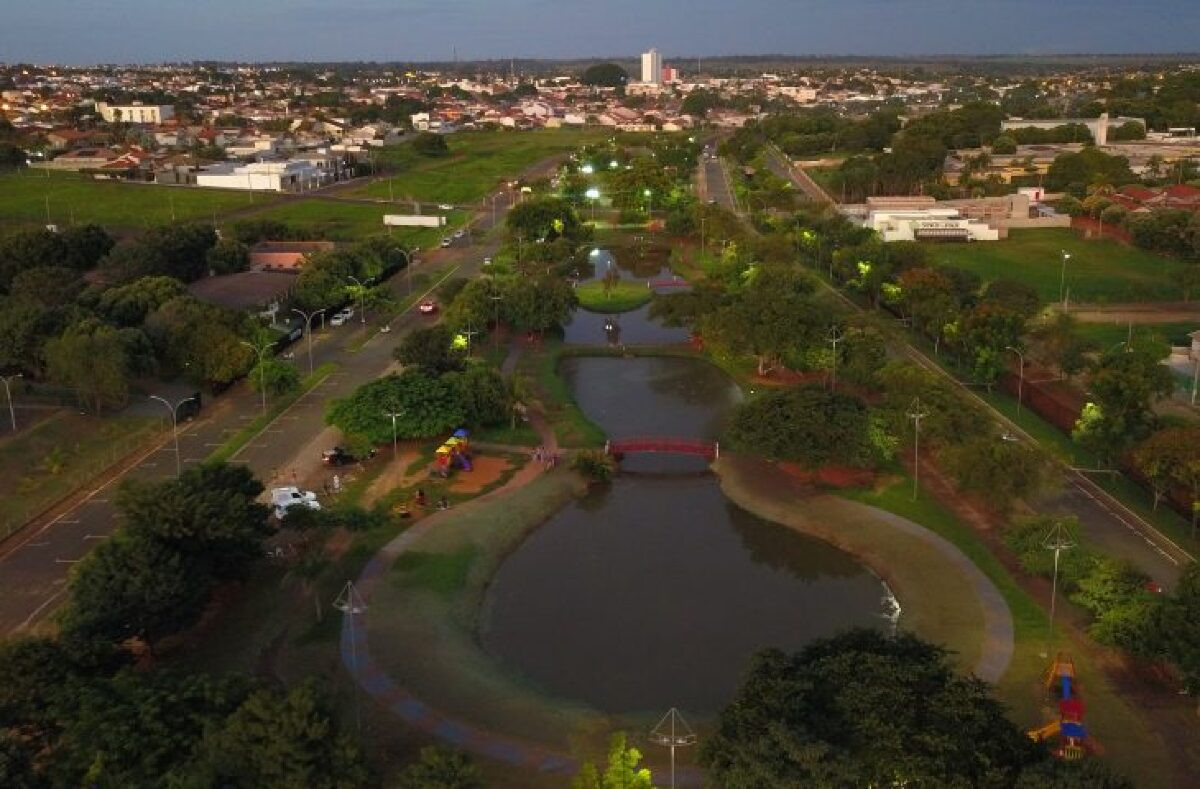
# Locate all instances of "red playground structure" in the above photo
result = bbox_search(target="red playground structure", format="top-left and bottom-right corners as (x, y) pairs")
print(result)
(1027, 652), (1089, 760)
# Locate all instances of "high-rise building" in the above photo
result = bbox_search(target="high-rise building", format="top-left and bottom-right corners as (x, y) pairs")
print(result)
(641, 48), (662, 85)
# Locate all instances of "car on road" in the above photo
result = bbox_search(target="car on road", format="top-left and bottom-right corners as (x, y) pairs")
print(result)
(271, 487), (321, 519)
(482, 256), (493, 266)
(440, 237), (452, 248)
(418, 299), (438, 315)
(438, 203), (454, 210)
(322, 446), (376, 466)
(330, 307), (353, 326)
(453, 229), (466, 239)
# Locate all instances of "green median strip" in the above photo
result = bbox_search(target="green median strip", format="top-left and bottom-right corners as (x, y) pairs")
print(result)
(206, 362), (339, 464)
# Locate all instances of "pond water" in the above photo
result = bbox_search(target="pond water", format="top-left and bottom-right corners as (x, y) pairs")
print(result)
(480, 356), (893, 714)
(563, 247), (692, 347)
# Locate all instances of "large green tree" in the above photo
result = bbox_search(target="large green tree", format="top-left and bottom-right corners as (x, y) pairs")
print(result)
(702, 630), (1058, 787)
(394, 324), (464, 375)
(326, 369), (466, 443)
(729, 386), (881, 467)
(1073, 348), (1174, 461)
(43, 320), (133, 412)
(395, 747), (482, 789)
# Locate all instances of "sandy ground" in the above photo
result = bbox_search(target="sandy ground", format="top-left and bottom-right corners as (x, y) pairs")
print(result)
(448, 454), (512, 494)
(361, 441), (427, 507)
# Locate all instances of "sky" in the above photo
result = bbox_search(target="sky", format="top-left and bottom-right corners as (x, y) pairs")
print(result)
(3, 0), (1199, 65)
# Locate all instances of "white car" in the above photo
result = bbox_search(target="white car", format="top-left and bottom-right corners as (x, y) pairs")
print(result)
(453, 229), (466, 239)
(271, 487), (321, 519)
(438, 203), (454, 210)
(482, 256), (493, 266)
(440, 237), (452, 248)
(330, 313), (347, 326)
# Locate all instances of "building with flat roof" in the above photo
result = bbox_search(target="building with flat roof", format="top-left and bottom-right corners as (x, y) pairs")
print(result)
(195, 160), (327, 192)
(641, 49), (662, 86)
(867, 207), (1000, 243)
(95, 101), (174, 125)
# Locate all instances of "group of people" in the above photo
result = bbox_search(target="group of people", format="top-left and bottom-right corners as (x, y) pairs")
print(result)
(532, 445), (559, 470)
(398, 487), (450, 518)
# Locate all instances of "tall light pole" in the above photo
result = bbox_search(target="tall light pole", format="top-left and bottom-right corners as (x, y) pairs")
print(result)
(650, 708), (696, 789)
(291, 308), (325, 376)
(347, 275), (367, 324)
(1058, 250), (1071, 310)
(334, 581), (367, 735)
(827, 326), (844, 392)
(643, 187), (653, 217)
(585, 187), (600, 221)
(385, 410), (403, 458)
(908, 397), (928, 501)
(1005, 345), (1025, 414)
(240, 339), (275, 416)
(490, 192), (504, 226)
(2, 373), (23, 432)
(149, 393), (197, 476)
(1041, 520), (1077, 659)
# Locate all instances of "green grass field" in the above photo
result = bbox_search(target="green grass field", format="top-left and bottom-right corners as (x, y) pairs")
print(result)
(923, 228), (1183, 304)
(575, 279), (653, 312)
(354, 129), (609, 205)
(244, 199), (452, 244)
(0, 171), (272, 230)
(1072, 321), (1196, 349)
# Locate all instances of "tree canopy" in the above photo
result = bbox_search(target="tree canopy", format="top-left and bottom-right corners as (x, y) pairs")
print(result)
(581, 63), (628, 88)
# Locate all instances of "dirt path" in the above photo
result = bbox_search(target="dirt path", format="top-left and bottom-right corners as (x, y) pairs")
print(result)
(1068, 303), (1200, 325)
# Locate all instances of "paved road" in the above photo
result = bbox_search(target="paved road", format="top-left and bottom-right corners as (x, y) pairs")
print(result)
(0, 165), (539, 636)
(702, 157), (738, 212)
(763, 143), (834, 204)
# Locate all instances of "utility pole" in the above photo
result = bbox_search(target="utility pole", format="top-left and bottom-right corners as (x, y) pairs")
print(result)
(1006, 345), (1025, 414)
(907, 397), (928, 501)
(1058, 250), (1071, 310)
(334, 581), (367, 735)
(1041, 520), (1077, 659)
(827, 326), (844, 392)
(463, 321), (479, 356)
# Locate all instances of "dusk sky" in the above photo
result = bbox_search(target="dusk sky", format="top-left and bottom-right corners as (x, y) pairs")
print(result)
(3, 0), (1199, 65)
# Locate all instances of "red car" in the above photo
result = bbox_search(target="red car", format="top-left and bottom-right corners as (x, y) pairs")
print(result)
(418, 299), (438, 315)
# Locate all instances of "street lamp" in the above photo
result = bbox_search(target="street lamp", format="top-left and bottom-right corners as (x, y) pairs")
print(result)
(385, 410), (403, 458)
(291, 308), (326, 376)
(1058, 250), (1071, 310)
(149, 393), (197, 476)
(1005, 345), (1025, 413)
(643, 188), (653, 216)
(585, 187), (600, 221)
(1041, 521), (1077, 658)
(347, 275), (367, 325)
(2, 373), (23, 432)
(240, 339), (276, 416)
(827, 326), (843, 392)
(489, 192), (504, 226)
(650, 708), (696, 789)
(908, 397), (928, 501)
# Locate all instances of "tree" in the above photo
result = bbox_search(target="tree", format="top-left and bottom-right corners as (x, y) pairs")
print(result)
(1149, 563), (1200, 701)
(0, 228), (71, 292)
(180, 682), (370, 788)
(940, 435), (1056, 514)
(1073, 348), (1174, 461)
(898, 267), (958, 351)
(249, 357), (300, 397)
(96, 276), (188, 326)
(1026, 312), (1093, 379)
(58, 532), (212, 651)
(0, 297), (68, 375)
(1014, 755), (1134, 788)
(326, 370), (465, 443)
(99, 224), (217, 284)
(877, 361), (990, 447)
(729, 386), (882, 467)
(572, 733), (652, 789)
(412, 131), (449, 157)
(501, 273), (578, 334)
(60, 224), (115, 270)
(981, 279), (1041, 319)
(8, 266), (85, 309)
(206, 239), (250, 275)
(581, 63), (628, 88)
(991, 134), (1018, 155)
(394, 325), (464, 374)
(144, 296), (253, 387)
(506, 196), (584, 242)
(445, 364), (510, 428)
(44, 321), (132, 412)
(1133, 427), (1200, 511)
(701, 630), (1048, 788)
(960, 303), (1026, 388)
(395, 747), (482, 789)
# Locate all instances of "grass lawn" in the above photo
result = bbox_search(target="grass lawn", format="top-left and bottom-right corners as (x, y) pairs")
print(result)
(845, 476), (1176, 784)
(353, 129), (610, 205)
(518, 341), (607, 449)
(0, 411), (160, 539)
(1073, 321), (1197, 349)
(0, 171), (271, 230)
(923, 228), (1183, 304)
(244, 198), (452, 243)
(575, 279), (653, 312)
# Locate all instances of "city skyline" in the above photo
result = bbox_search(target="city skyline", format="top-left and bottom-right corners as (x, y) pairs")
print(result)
(3, 0), (1200, 66)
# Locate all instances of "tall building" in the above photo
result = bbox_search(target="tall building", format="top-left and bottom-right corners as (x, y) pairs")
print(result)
(641, 48), (662, 85)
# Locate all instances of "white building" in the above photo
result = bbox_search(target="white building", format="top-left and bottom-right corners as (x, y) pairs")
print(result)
(95, 102), (174, 124)
(867, 208), (1000, 243)
(641, 49), (662, 86)
(195, 160), (327, 192)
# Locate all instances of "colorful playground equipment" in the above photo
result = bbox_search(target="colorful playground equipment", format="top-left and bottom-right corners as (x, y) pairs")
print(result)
(432, 429), (472, 477)
(1027, 652), (1089, 760)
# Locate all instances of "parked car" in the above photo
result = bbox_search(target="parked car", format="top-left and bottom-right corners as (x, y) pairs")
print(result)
(482, 256), (493, 266)
(438, 203), (454, 210)
(322, 446), (376, 466)
(330, 307), (353, 326)
(440, 237), (452, 248)
(271, 487), (320, 519)
(418, 299), (438, 315)
(453, 229), (466, 239)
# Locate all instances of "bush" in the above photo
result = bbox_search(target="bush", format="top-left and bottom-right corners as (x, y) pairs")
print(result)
(572, 449), (616, 483)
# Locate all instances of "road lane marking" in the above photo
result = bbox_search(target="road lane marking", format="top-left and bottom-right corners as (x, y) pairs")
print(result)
(15, 588), (67, 632)
(57, 519), (80, 524)
(25, 541), (49, 548)
(54, 558), (80, 564)
(140, 462), (158, 468)
(83, 534), (107, 540)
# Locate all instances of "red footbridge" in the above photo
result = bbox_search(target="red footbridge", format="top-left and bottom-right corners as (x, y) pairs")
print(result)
(605, 436), (719, 461)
